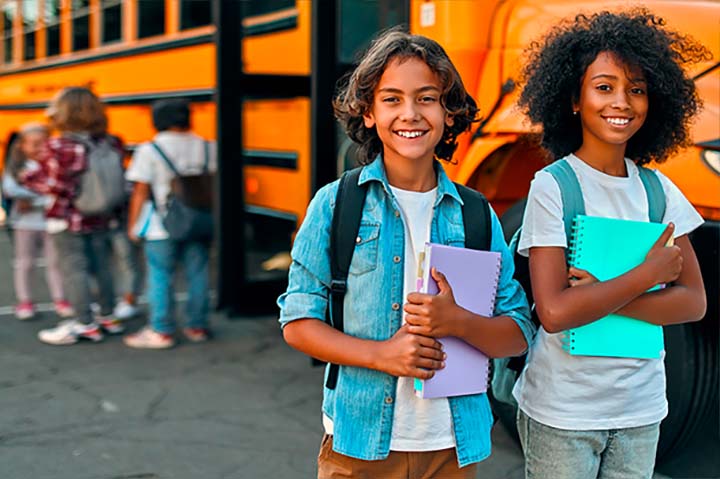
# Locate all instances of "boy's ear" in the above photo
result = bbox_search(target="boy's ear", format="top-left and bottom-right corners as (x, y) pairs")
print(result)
(445, 114), (454, 127)
(363, 112), (375, 128)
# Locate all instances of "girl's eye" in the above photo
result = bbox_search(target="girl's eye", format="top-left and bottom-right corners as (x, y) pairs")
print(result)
(630, 87), (646, 95)
(596, 84), (611, 92)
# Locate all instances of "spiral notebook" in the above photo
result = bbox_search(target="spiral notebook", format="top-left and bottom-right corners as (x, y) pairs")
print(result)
(413, 243), (501, 398)
(564, 215), (667, 359)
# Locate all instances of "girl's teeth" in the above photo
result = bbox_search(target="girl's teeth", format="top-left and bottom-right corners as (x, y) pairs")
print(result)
(397, 131), (424, 138)
(606, 118), (630, 126)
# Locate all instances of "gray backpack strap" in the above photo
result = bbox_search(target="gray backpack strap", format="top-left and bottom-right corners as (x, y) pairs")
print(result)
(637, 166), (666, 223)
(543, 159), (585, 246)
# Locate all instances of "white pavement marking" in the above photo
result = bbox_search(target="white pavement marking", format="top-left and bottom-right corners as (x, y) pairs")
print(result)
(0, 290), (216, 317)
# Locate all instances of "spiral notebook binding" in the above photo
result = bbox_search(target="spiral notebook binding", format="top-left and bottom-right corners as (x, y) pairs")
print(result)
(488, 256), (502, 314)
(567, 216), (585, 267)
(561, 330), (577, 352)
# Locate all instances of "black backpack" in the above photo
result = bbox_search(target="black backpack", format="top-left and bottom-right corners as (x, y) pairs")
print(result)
(323, 167), (492, 390)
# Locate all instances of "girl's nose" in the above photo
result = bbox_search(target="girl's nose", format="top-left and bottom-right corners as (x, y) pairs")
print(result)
(611, 92), (631, 109)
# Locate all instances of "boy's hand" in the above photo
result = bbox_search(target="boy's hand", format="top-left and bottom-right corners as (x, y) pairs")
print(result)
(404, 268), (462, 338)
(644, 223), (682, 285)
(568, 267), (598, 287)
(377, 325), (446, 379)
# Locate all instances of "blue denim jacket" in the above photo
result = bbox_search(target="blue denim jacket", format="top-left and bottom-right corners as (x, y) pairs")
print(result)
(278, 158), (533, 467)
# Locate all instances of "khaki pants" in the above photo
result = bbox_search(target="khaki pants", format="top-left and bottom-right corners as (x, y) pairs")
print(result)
(318, 434), (478, 479)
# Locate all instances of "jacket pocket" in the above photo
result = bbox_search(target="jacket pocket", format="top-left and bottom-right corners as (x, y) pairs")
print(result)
(349, 223), (380, 275)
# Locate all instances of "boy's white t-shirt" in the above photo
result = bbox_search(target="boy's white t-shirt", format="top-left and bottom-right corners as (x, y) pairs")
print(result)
(322, 185), (455, 451)
(514, 154), (704, 430)
(125, 131), (216, 240)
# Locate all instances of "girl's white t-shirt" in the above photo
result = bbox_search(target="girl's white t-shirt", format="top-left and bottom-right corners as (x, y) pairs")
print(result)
(514, 154), (704, 430)
(322, 185), (456, 451)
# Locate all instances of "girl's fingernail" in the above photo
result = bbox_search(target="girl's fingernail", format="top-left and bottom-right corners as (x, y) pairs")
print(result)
(443, 353), (447, 360)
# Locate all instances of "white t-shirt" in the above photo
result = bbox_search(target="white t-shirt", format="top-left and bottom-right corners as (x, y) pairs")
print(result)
(514, 154), (704, 430)
(125, 131), (216, 240)
(323, 185), (455, 451)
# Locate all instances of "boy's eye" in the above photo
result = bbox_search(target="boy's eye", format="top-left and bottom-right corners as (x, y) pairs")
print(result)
(382, 97), (399, 103)
(419, 96), (437, 102)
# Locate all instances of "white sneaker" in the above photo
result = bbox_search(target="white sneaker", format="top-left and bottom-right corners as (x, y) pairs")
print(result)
(38, 320), (104, 345)
(96, 315), (125, 334)
(123, 327), (175, 350)
(113, 300), (140, 320)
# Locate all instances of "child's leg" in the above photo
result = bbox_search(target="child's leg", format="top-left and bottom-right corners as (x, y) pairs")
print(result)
(144, 240), (177, 334)
(517, 409), (604, 479)
(597, 423), (660, 479)
(86, 231), (117, 316)
(12, 229), (37, 303)
(42, 231), (65, 301)
(413, 448), (478, 479)
(181, 241), (210, 330)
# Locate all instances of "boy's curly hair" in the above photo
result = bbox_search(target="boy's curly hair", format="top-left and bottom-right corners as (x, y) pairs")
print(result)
(333, 28), (479, 165)
(518, 9), (711, 165)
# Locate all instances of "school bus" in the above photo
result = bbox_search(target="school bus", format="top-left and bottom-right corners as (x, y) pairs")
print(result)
(0, 1), (717, 472)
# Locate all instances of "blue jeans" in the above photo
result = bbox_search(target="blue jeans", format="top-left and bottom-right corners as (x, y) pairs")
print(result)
(144, 239), (210, 334)
(517, 410), (660, 479)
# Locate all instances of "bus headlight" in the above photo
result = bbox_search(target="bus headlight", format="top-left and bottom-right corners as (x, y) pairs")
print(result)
(702, 149), (720, 176)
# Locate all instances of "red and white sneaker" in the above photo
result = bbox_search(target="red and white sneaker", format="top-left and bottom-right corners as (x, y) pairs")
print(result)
(123, 327), (175, 349)
(15, 302), (35, 321)
(38, 320), (104, 345)
(53, 300), (75, 318)
(182, 327), (213, 343)
(95, 315), (125, 334)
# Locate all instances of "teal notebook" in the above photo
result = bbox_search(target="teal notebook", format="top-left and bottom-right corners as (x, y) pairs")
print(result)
(563, 215), (667, 359)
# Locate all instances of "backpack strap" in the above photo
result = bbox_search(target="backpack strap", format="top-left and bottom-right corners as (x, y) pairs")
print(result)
(543, 159), (585, 246)
(637, 166), (666, 223)
(150, 142), (181, 176)
(326, 167), (367, 390)
(455, 183), (492, 251)
(202, 141), (210, 173)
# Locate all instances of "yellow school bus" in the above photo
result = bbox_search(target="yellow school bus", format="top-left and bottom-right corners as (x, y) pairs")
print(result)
(0, 1), (717, 472)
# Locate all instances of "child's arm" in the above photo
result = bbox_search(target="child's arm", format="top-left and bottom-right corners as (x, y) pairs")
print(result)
(530, 223), (683, 333)
(126, 181), (150, 242)
(283, 320), (445, 380)
(404, 209), (533, 358)
(611, 234), (706, 325)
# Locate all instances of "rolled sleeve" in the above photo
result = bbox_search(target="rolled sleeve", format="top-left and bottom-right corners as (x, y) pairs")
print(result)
(489, 207), (535, 351)
(277, 182), (337, 328)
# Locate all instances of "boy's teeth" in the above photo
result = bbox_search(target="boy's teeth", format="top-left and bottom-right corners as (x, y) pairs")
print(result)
(397, 131), (424, 138)
(606, 117), (630, 125)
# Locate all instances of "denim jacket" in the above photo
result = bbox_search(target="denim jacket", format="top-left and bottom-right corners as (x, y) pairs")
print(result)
(278, 158), (533, 467)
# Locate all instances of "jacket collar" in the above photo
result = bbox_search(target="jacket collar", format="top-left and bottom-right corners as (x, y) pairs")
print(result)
(357, 156), (463, 206)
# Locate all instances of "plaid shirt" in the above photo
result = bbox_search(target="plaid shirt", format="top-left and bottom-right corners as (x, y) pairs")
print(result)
(21, 135), (122, 233)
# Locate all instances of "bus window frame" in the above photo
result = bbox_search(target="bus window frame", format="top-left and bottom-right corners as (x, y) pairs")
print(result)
(99, 0), (123, 46)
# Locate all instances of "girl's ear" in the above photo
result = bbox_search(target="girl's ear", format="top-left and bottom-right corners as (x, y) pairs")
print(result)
(445, 114), (454, 127)
(363, 112), (375, 129)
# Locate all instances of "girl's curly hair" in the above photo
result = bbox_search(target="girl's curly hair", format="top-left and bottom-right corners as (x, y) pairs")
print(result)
(518, 9), (711, 165)
(333, 28), (479, 165)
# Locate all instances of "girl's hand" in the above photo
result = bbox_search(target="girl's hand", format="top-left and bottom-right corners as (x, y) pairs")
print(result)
(568, 267), (598, 287)
(644, 223), (682, 285)
(404, 267), (462, 338)
(376, 324), (446, 379)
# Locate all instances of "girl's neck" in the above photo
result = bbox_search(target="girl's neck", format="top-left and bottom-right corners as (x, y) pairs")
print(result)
(383, 157), (437, 192)
(574, 142), (628, 177)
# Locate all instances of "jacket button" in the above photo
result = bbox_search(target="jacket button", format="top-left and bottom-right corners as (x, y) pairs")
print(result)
(394, 210), (400, 217)
(393, 255), (401, 263)
(385, 396), (393, 404)
(391, 303), (400, 311)
(356, 236), (361, 244)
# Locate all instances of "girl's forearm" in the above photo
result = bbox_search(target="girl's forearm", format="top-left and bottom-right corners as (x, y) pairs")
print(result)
(616, 285), (706, 325)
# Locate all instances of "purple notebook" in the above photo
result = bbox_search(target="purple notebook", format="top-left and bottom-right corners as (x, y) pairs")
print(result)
(413, 243), (501, 399)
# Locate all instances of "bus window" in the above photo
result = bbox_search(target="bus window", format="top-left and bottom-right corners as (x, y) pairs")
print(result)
(45, 0), (60, 57)
(2, 1), (14, 64)
(138, 0), (165, 39)
(101, 0), (122, 44)
(71, 0), (90, 52)
(337, 0), (408, 66)
(22, 0), (38, 61)
(180, 0), (211, 31)
(242, 0), (295, 18)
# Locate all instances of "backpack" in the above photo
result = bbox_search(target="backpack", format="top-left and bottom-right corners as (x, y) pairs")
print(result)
(150, 141), (214, 242)
(322, 166), (492, 390)
(72, 135), (126, 216)
(490, 158), (667, 407)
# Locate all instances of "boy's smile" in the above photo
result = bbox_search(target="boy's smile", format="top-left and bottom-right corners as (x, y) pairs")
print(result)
(363, 57), (453, 168)
(575, 51), (648, 154)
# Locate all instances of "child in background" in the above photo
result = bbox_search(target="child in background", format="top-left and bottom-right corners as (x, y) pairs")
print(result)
(22, 87), (124, 345)
(1, 123), (73, 320)
(278, 29), (533, 478)
(514, 10), (709, 479)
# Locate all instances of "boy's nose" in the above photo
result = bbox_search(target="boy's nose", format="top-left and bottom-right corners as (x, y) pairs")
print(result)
(398, 103), (421, 121)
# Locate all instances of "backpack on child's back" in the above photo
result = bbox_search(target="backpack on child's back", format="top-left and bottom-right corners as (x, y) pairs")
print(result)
(71, 134), (126, 216)
(150, 141), (213, 242)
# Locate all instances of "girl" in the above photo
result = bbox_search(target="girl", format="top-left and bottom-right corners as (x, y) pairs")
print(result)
(514, 10), (709, 479)
(278, 29), (534, 478)
(1, 123), (73, 320)
(22, 87), (124, 345)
